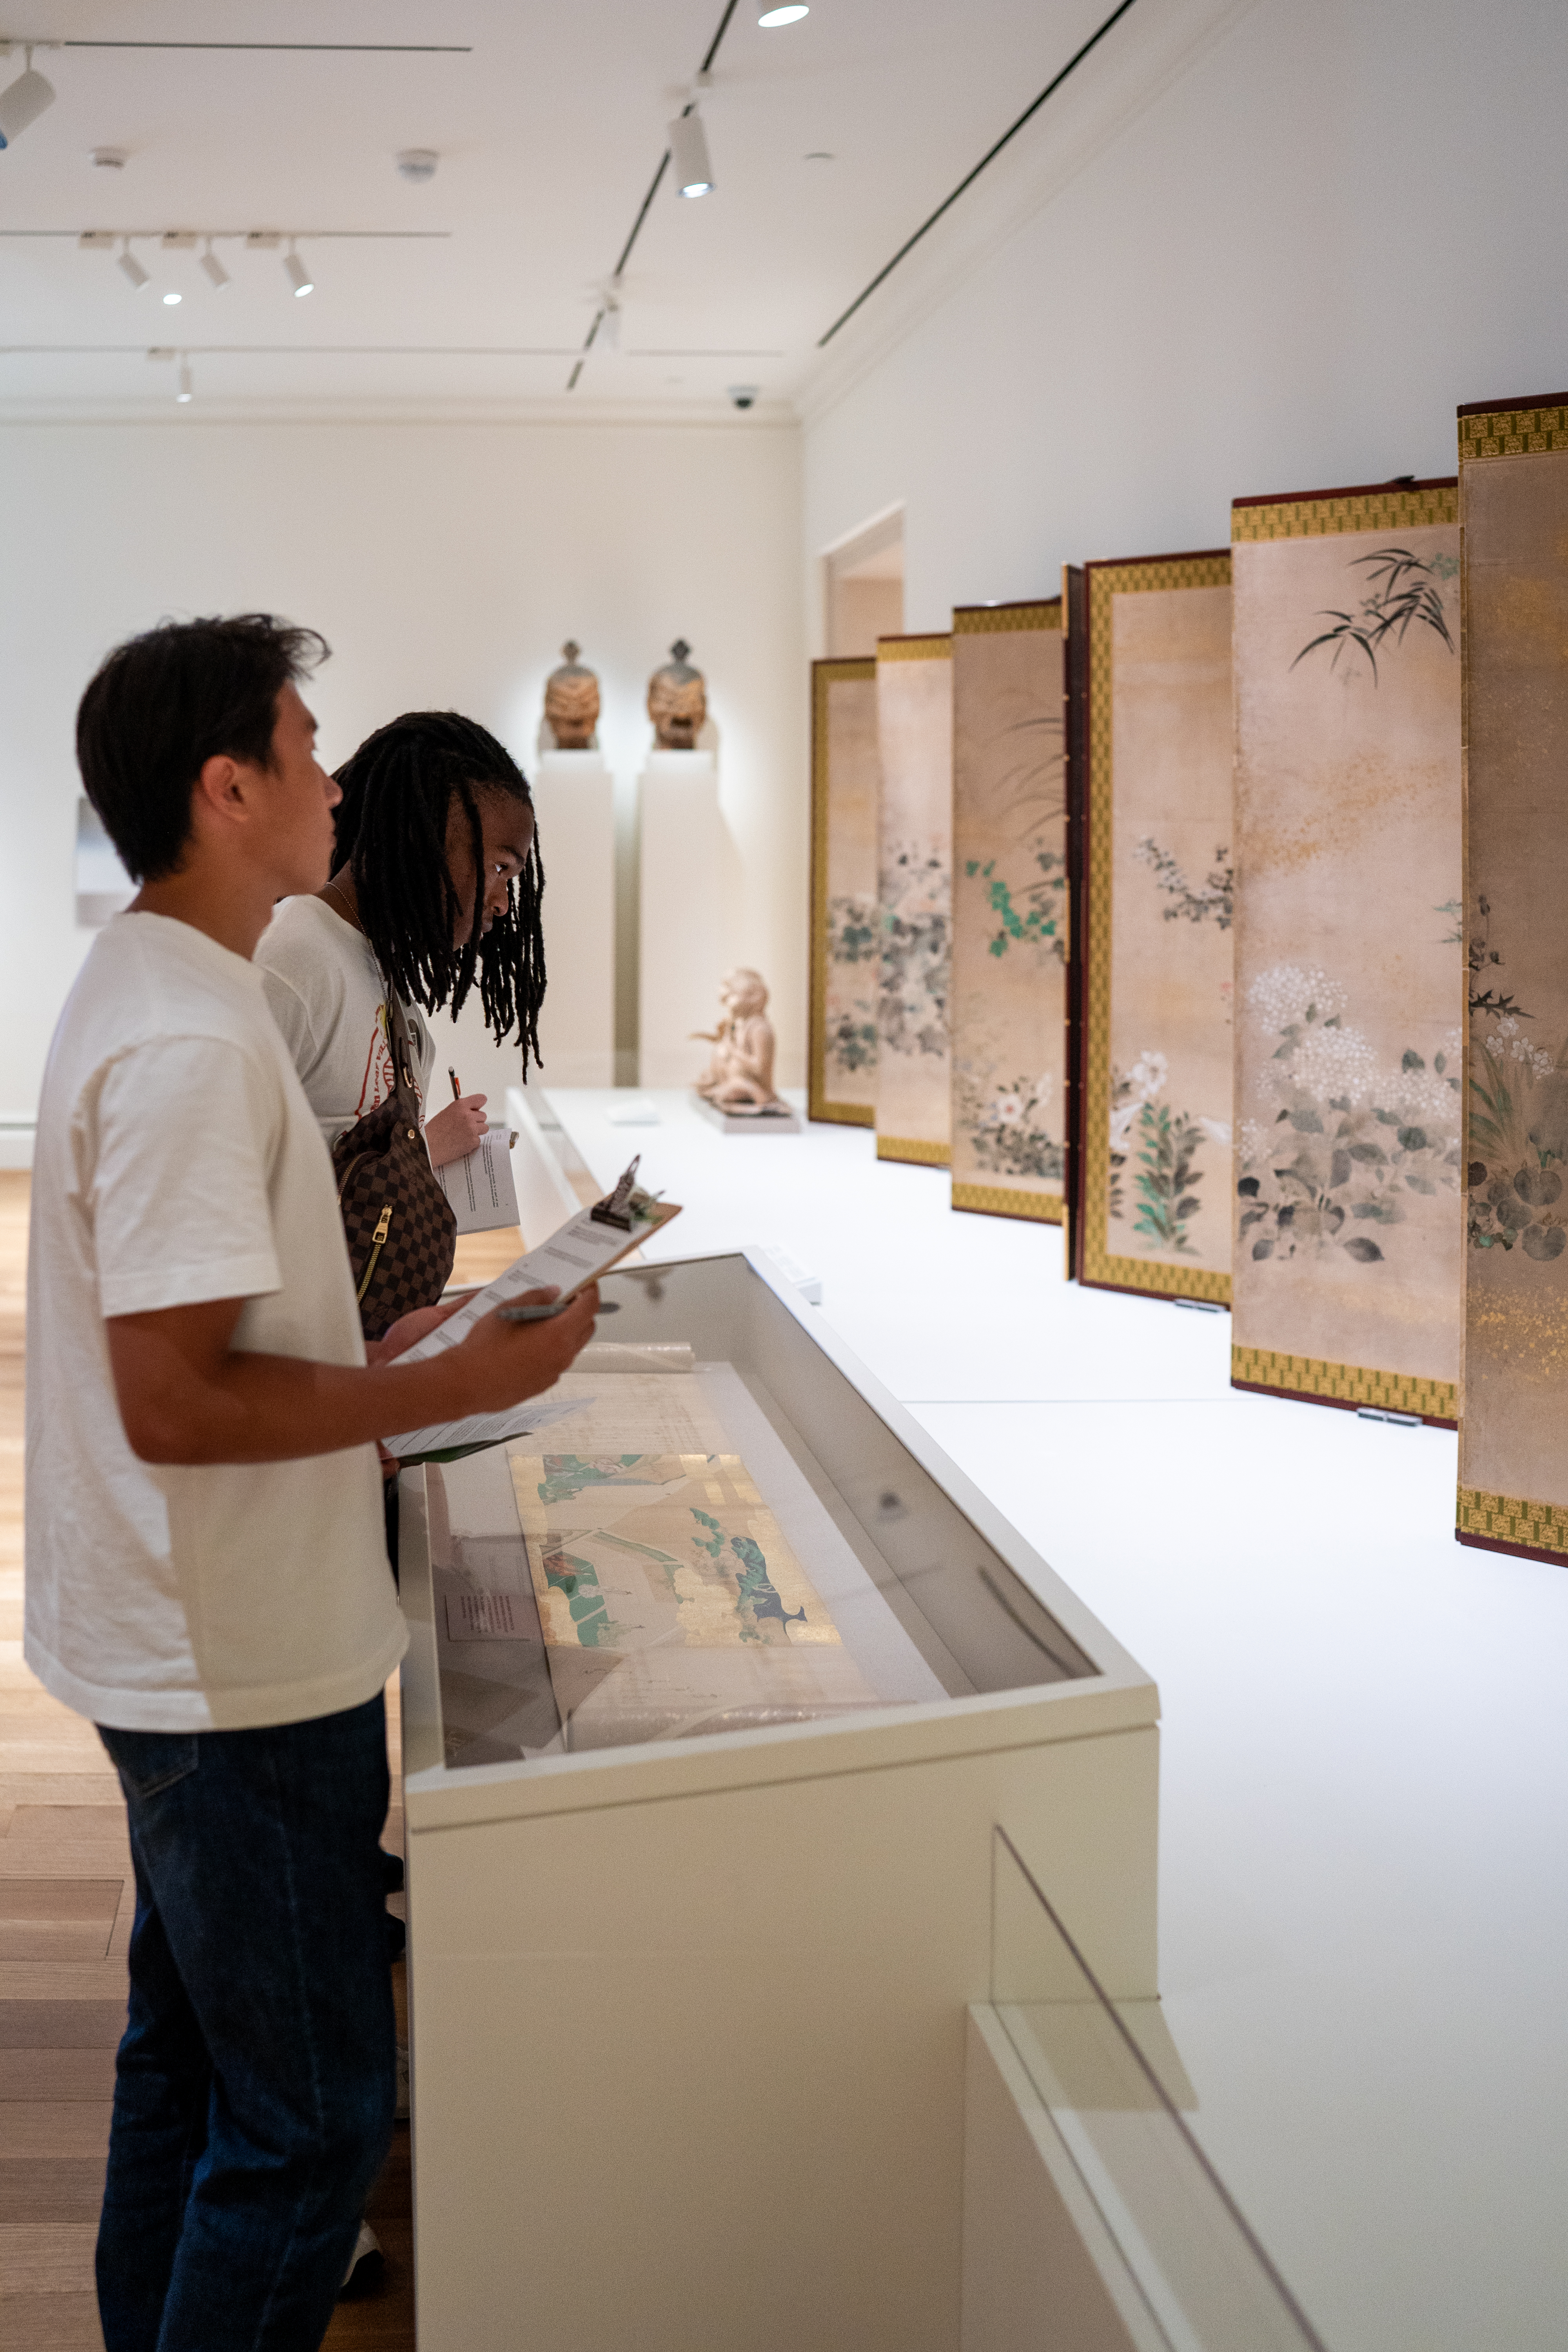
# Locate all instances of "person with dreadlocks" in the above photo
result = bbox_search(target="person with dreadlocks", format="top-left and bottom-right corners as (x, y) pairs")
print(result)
(254, 708), (547, 2296)
(255, 708), (546, 1169)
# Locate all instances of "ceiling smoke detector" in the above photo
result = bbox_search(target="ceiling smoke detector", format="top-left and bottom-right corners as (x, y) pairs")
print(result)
(396, 149), (438, 183)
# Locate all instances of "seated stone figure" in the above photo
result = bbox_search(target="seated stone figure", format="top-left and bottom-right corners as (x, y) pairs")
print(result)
(692, 968), (786, 1113)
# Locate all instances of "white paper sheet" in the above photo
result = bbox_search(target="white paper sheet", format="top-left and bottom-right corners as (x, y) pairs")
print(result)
(385, 1390), (588, 1467)
(434, 1127), (521, 1234)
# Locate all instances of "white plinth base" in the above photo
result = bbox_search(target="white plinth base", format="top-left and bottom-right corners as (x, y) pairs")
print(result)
(534, 753), (614, 1087)
(639, 751), (722, 1089)
(692, 1092), (802, 1135)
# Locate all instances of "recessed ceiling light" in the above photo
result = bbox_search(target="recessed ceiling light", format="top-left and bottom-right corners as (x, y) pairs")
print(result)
(759, 4), (809, 22)
(162, 290), (181, 306)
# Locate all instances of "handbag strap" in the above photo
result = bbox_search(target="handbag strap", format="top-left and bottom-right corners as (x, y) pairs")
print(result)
(379, 980), (425, 1126)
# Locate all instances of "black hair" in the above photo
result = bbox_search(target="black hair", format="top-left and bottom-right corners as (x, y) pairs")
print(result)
(75, 613), (328, 883)
(331, 711), (546, 1070)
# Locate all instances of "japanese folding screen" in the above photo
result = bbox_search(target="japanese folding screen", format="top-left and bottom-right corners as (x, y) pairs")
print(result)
(949, 599), (1067, 1223)
(1455, 397), (1568, 1558)
(1230, 481), (1461, 1421)
(875, 633), (953, 1167)
(1073, 554), (1234, 1300)
(808, 658), (879, 1125)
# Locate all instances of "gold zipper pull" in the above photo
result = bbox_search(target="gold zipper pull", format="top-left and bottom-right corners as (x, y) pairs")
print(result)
(372, 1206), (392, 1245)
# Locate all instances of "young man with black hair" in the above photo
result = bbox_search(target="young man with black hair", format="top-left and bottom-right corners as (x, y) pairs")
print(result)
(25, 615), (595, 2352)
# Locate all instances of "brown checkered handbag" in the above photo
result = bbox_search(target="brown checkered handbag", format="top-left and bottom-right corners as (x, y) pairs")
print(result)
(330, 987), (457, 1341)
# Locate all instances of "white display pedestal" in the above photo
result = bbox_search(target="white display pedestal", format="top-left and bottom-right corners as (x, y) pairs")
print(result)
(638, 749), (722, 1089)
(399, 1250), (1159, 2352)
(533, 752), (614, 1087)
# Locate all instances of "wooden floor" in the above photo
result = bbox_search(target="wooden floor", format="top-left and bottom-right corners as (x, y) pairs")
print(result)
(0, 1174), (521, 2348)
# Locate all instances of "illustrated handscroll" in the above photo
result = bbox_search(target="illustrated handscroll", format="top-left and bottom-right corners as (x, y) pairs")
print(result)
(1455, 396), (1568, 1558)
(1071, 554), (1234, 1300)
(1230, 480), (1462, 1421)
(510, 1450), (882, 1745)
(875, 633), (953, 1167)
(808, 659), (879, 1125)
(950, 599), (1067, 1223)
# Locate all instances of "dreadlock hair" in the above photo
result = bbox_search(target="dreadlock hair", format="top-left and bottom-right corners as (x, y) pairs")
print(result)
(332, 711), (546, 1072)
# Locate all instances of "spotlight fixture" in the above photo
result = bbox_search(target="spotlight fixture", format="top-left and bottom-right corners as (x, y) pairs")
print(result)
(176, 356), (192, 405)
(668, 107), (713, 199)
(118, 240), (150, 290)
(0, 47), (56, 149)
(199, 240), (230, 290)
(396, 148), (438, 182)
(598, 281), (622, 350)
(283, 242), (314, 297)
(162, 289), (181, 306)
(758, 4), (809, 22)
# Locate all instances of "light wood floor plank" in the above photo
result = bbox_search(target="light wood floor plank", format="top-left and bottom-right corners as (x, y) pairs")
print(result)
(0, 2222), (98, 2294)
(2, 2105), (112, 2159)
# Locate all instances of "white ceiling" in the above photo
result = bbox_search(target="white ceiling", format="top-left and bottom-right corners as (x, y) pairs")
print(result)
(0, 0), (1121, 416)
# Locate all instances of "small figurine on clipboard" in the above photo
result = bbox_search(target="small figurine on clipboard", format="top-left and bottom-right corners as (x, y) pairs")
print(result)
(590, 1155), (656, 1231)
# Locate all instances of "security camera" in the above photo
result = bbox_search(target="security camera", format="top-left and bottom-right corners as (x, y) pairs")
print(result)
(727, 384), (759, 410)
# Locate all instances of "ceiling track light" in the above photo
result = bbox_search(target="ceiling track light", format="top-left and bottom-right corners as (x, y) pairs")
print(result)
(283, 241), (314, 297)
(117, 238), (149, 290)
(597, 281), (622, 350)
(0, 44), (55, 149)
(176, 355), (192, 405)
(668, 106), (713, 199)
(200, 239), (230, 290)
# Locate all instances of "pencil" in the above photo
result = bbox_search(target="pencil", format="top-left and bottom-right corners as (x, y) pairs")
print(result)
(448, 1067), (461, 1101)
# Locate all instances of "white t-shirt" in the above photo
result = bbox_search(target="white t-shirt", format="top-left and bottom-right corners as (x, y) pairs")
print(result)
(254, 895), (436, 1149)
(24, 911), (407, 1733)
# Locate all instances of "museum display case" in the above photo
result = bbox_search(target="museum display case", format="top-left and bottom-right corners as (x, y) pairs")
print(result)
(399, 1246), (1159, 2352)
(964, 1831), (1327, 2352)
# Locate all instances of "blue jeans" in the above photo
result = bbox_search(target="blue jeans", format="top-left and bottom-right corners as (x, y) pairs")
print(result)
(95, 1693), (397, 2352)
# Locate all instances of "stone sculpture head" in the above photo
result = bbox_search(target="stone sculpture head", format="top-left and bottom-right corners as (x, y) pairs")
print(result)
(647, 638), (707, 751)
(543, 641), (601, 750)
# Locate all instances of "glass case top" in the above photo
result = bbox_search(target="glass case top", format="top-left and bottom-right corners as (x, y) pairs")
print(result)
(414, 1253), (1100, 1769)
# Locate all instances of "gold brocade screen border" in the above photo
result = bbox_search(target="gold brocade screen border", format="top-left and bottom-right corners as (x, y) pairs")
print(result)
(1456, 1486), (1568, 1565)
(1074, 550), (1233, 1305)
(1229, 479), (1457, 1417)
(1232, 476), (1457, 542)
(876, 1134), (949, 1168)
(1453, 394), (1568, 1552)
(808, 657), (877, 1127)
(950, 595), (1065, 1227)
(1232, 1347), (1457, 1423)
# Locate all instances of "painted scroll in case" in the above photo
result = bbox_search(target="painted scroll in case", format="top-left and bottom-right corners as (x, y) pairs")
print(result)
(950, 600), (1067, 1225)
(809, 659), (880, 1125)
(1072, 554), (1234, 1302)
(1454, 397), (1568, 1558)
(1230, 480), (1461, 1423)
(876, 634), (953, 1168)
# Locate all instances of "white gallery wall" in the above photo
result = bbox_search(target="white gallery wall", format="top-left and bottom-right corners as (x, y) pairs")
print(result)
(0, 416), (803, 1142)
(802, 0), (1568, 630)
